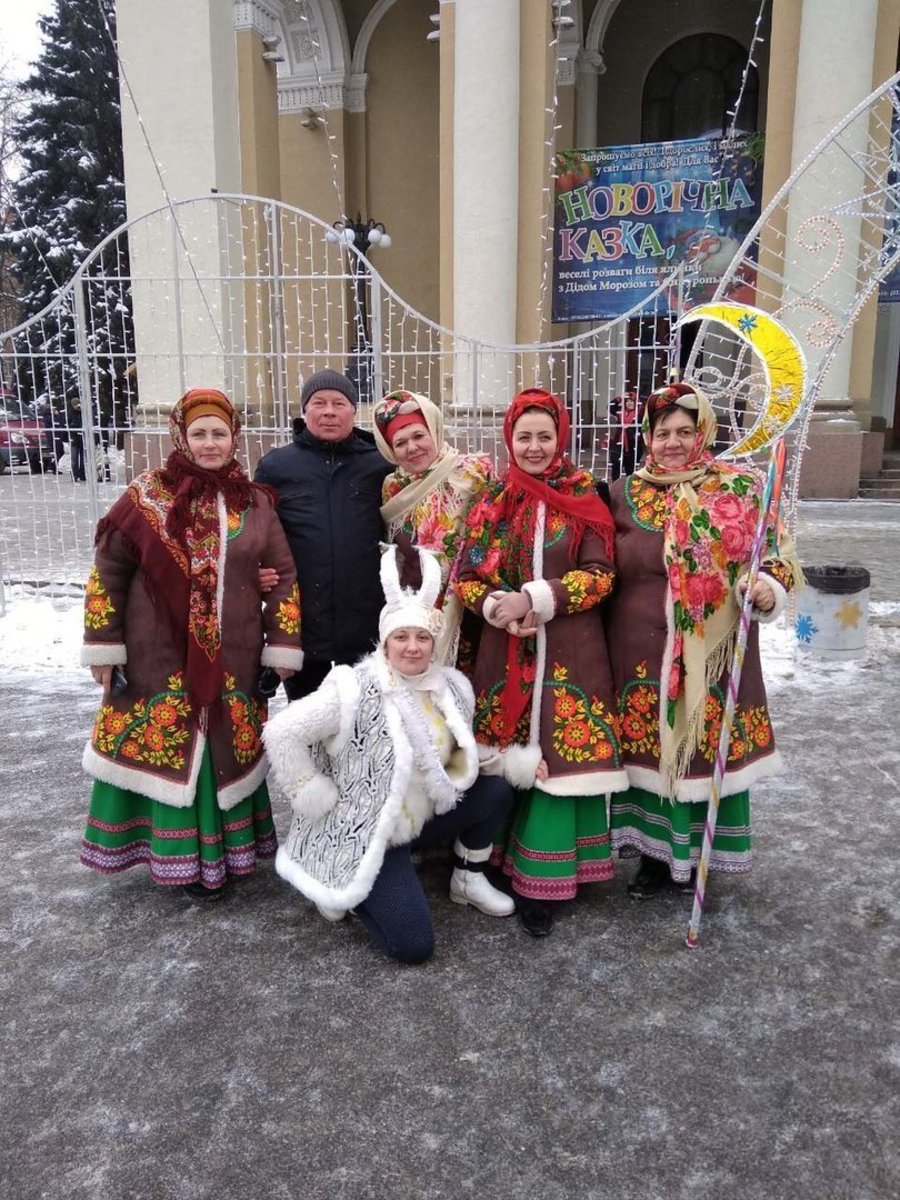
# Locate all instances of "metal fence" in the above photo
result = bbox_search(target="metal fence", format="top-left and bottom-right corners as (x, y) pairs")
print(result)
(2, 69), (900, 587)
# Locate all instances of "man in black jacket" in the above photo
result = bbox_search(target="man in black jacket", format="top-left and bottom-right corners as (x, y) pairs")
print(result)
(255, 369), (391, 700)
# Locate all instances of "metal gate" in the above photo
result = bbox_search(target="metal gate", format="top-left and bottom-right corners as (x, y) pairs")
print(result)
(2, 68), (900, 587)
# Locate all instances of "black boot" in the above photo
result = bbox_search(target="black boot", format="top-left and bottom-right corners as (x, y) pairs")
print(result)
(181, 881), (225, 903)
(626, 855), (670, 899)
(517, 897), (554, 937)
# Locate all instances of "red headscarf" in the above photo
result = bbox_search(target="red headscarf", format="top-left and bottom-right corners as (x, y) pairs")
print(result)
(501, 388), (614, 558)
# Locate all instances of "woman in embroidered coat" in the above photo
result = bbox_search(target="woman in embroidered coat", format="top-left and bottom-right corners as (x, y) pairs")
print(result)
(455, 388), (627, 937)
(372, 389), (494, 667)
(80, 388), (304, 900)
(264, 547), (515, 964)
(606, 382), (798, 897)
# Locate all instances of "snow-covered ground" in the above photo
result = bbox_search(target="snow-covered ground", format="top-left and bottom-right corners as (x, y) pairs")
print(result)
(3, 582), (897, 684)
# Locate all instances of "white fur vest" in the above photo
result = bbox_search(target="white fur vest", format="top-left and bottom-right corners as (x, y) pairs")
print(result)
(264, 653), (479, 913)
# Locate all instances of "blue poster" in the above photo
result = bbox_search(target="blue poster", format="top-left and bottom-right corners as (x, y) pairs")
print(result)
(552, 134), (764, 322)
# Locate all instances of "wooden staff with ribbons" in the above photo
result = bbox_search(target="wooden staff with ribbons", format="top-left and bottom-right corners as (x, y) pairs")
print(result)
(685, 437), (787, 949)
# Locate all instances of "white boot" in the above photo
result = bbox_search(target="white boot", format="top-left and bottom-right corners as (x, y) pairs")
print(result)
(316, 903), (346, 922)
(449, 840), (515, 917)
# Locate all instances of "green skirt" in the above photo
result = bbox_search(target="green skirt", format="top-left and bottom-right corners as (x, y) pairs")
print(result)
(498, 788), (613, 901)
(610, 786), (751, 883)
(80, 747), (277, 888)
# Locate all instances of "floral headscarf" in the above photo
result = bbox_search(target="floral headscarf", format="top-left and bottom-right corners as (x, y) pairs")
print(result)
(635, 382), (775, 796)
(96, 388), (264, 713)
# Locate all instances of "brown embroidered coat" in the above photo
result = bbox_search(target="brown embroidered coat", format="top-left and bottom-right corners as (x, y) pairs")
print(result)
(607, 474), (794, 802)
(456, 494), (627, 795)
(82, 479), (303, 809)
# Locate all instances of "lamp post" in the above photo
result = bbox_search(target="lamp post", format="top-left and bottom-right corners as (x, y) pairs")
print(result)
(326, 216), (391, 404)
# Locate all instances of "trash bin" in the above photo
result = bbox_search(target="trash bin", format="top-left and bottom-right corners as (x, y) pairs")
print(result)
(795, 565), (870, 659)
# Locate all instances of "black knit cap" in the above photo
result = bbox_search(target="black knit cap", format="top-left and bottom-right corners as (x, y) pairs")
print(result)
(300, 368), (359, 412)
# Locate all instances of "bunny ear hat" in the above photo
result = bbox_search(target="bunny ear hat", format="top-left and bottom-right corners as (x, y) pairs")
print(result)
(378, 545), (445, 644)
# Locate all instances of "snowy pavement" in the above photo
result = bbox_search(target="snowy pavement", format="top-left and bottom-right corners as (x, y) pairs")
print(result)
(1, 501), (897, 1200)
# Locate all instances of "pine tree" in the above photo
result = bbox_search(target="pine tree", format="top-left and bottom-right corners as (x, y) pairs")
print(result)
(3, 0), (129, 411)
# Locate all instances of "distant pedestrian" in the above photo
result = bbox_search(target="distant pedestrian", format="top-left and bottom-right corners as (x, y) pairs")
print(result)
(67, 398), (86, 481)
(255, 368), (391, 699)
(265, 546), (515, 964)
(80, 388), (302, 901)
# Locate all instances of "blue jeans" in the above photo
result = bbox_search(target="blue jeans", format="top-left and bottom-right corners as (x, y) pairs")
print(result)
(355, 774), (514, 965)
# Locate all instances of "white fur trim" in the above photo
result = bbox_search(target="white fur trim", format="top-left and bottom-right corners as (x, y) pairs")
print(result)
(273, 660), (481, 911)
(537, 766), (630, 796)
(378, 544), (444, 642)
(522, 579), (556, 623)
(216, 493), (228, 625)
(453, 839), (492, 864)
(528, 504), (548, 744)
(261, 645), (305, 670)
(477, 745), (505, 776)
(263, 675), (345, 803)
(500, 743), (544, 789)
(734, 571), (787, 624)
(276, 689), (416, 912)
(754, 573), (788, 624)
(624, 748), (783, 803)
(287, 773), (340, 820)
(217, 753), (269, 811)
(82, 733), (206, 808)
(81, 643), (127, 667)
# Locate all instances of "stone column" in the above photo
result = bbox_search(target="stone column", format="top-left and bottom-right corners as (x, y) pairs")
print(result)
(452, 0), (520, 407)
(787, 0), (878, 410)
(787, 0), (878, 496)
(118, 0), (244, 450)
(575, 50), (604, 149)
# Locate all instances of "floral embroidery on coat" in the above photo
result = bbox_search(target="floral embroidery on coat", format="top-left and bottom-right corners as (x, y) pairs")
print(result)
(618, 661), (661, 759)
(84, 566), (115, 630)
(625, 476), (667, 531)
(616, 661), (775, 767)
(276, 582), (301, 636)
(560, 568), (614, 613)
(91, 672), (192, 769)
(223, 673), (266, 765)
(550, 664), (620, 765)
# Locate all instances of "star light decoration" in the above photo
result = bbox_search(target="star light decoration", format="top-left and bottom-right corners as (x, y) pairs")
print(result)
(835, 599), (863, 630)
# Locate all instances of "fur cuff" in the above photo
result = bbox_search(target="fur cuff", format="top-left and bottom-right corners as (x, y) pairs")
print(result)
(501, 744), (543, 790)
(522, 580), (556, 623)
(477, 745), (505, 776)
(261, 644), (305, 671)
(81, 643), (127, 667)
(288, 773), (340, 821)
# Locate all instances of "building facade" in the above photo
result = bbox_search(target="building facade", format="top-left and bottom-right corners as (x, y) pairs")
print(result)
(117, 0), (900, 494)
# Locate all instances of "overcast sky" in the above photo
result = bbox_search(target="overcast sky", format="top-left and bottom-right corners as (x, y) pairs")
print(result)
(0, 0), (51, 80)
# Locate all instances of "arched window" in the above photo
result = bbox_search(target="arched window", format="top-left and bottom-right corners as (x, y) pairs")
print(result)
(642, 33), (758, 143)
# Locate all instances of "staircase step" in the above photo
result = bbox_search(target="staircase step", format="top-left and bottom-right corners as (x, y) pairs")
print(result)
(858, 486), (900, 499)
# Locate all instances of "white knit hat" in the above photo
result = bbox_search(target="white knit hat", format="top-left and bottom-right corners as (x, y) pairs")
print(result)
(378, 546), (444, 644)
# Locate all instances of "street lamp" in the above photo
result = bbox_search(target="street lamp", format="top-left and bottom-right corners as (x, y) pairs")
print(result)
(326, 216), (391, 404)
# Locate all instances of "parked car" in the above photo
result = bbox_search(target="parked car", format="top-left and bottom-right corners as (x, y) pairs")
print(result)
(0, 397), (58, 474)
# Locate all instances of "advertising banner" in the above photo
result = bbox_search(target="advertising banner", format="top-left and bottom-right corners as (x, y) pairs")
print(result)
(552, 134), (764, 323)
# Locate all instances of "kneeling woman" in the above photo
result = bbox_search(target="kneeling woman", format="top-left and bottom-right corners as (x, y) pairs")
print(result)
(265, 548), (515, 964)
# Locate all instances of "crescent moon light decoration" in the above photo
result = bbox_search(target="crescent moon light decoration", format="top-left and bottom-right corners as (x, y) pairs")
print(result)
(675, 302), (807, 457)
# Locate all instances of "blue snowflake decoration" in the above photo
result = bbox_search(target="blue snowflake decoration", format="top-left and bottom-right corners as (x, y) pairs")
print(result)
(738, 312), (759, 334)
(795, 613), (818, 644)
